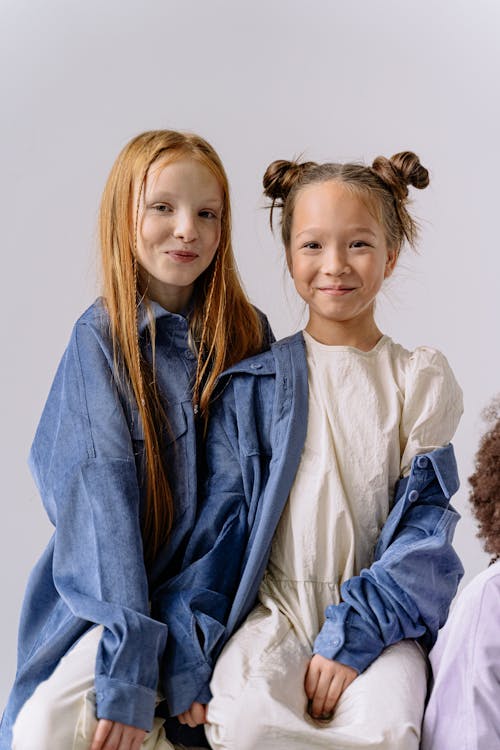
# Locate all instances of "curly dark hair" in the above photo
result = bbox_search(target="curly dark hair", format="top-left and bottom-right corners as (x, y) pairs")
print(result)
(468, 396), (500, 560)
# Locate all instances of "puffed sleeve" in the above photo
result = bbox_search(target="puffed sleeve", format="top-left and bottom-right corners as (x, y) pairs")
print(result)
(400, 347), (463, 476)
(29, 318), (167, 731)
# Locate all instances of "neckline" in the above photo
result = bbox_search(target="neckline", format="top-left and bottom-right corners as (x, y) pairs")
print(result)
(137, 299), (190, 334)
(302, 329), (390, 355)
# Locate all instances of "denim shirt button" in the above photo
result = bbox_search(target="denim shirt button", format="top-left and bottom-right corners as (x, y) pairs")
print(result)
(250, 363), (263, 370)
(408, 489), (419, 502)
(417, 455), (429, 468)
(331, 637), (341, 647)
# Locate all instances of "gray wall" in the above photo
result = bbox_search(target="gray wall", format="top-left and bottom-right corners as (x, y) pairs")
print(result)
(1, 0), (499, 707)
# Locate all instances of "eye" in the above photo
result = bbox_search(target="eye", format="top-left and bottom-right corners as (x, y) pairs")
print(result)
(151, 203), (172, 213)
(199, 209), (219, 220)
(302, 241), (321, 250)
(349, 240), (372, 251)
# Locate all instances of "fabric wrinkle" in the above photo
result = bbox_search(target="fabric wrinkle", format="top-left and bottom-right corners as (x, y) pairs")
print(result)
(205, 330), (462, 749)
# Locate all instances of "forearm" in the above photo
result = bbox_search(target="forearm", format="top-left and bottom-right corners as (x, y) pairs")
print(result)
(315, 455), (463, 672)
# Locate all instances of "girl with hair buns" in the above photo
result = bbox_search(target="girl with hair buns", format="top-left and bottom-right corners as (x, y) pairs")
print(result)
(0, 130), (272, 750)
(160, 150), (464, 750)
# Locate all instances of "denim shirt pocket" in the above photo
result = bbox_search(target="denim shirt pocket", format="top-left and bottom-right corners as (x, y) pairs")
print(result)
(130, 402), (192, 522)
(129, 401), (188, 445)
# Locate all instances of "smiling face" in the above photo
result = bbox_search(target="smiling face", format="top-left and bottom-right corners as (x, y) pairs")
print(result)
(289, 180), (397, 348)
(135, 156), (223, 312)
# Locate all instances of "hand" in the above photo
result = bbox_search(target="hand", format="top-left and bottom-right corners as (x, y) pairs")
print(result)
(177, 701), (207, 728)
(91, 719), (146, 750)
(304, 654), (358, 720)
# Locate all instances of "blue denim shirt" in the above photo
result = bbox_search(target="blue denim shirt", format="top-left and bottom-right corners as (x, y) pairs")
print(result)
(0, 299), (273, 747)
(160, 332), (464, 716)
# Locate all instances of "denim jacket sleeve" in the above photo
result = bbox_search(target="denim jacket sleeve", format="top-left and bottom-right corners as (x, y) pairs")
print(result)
(29, 320), (167, 731)
(157, 383), (249, 715)
(313, 444), (464, 673)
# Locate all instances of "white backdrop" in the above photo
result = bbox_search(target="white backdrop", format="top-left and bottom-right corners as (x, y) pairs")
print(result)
(1, 0), (499, 708)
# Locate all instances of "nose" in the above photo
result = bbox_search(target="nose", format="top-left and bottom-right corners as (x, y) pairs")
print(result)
(322, 246), (350, 276)
(173, 210), (198, 243)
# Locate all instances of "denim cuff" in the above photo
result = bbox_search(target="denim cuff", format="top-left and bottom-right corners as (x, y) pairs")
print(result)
(313, 605), (383, 674)
(194, 681), (213, 706)
(162, 660), (213, 717)
(95, 674), (157, 731)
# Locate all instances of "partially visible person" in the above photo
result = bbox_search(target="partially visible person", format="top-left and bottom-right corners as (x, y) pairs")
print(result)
(0, 130), (272, 750)
(421, 396), (500, 750)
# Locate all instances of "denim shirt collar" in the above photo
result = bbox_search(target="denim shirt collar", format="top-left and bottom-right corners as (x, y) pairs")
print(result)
(220, 331), (305, 379)
(137, 299), (191, 336)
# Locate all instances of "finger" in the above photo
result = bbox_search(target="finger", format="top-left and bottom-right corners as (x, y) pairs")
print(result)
(310, 668), (335, 718)
(91, 720), (114, 750)
(304, 660), (320, 700)
(322, 671), (346, 716)
(101, 721), (124, 749)
(180, 709), (196, 728)
(325, 667), (357, 715)
(190, 705), (202, 725)
(191, 702), (207, 725)
(185, 708), (200, 729)
(133, 735), (147, 750)
(128, 728), (147, 750)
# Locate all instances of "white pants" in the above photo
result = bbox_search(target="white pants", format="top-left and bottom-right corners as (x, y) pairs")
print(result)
(11, 625), (175, 750)
(205, 605), (428, 750)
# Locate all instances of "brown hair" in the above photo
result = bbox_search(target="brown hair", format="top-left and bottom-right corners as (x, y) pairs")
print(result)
(100, 130), (264, 562)
(468, 396), (500, 561)
(263, 151), (429, 263)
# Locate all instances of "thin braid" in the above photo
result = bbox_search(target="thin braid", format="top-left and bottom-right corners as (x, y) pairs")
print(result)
(193, 250), (223, 414)
(133, 259), (146, 407)
(132, 179), (147, 409)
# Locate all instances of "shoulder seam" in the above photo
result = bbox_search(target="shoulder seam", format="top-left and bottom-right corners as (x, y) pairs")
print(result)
(73, 323), (100, 459)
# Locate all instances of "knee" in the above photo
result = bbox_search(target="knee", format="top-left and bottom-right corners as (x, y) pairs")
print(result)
(207, 689), (271, 750)
(12, 689), (73, 750)
(383, 723), (420, 750)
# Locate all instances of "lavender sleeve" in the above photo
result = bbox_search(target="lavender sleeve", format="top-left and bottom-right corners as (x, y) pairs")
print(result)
(421, 561), (500, 750)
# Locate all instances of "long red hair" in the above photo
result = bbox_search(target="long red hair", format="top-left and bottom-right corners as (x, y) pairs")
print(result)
(99, 130), (264, 562)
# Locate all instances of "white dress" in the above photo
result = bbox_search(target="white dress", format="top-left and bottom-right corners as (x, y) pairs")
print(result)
(206, 333), (463, 750)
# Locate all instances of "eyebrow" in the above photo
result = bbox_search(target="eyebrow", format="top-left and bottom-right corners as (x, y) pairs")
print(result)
(146, 191), (223, 206)
(295, 225), (377, 239)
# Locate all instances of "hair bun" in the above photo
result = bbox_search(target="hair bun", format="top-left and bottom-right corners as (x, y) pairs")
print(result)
(263, 159), (316, 203)
(372, 151), (429, 201)
(391, 151), (429, 189)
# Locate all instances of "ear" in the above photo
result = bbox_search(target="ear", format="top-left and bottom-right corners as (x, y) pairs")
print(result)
(384, 247), (398, 278)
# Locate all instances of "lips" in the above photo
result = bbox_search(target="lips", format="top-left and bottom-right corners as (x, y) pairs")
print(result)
(317, 286), (356, 296)
(166, 250), (199, 263)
